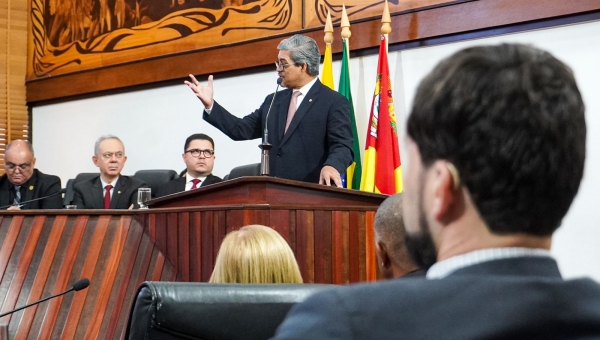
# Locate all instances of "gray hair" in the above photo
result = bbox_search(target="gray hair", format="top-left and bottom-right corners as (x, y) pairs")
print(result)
(278, 34), (320, 77)
(5, 140), (34, 157)
(374, 194), (410, 265)
(94, 135), (124, 155)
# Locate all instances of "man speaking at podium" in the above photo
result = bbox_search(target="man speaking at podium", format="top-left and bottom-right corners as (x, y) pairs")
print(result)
(186, 34), (354, 186)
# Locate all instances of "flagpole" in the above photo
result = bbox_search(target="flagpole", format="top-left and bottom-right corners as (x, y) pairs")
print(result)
(321, 11), (336, 90)
(341, 5), (351, 57)
(324, 10), (334, 46)
(382, 0), (391, 53)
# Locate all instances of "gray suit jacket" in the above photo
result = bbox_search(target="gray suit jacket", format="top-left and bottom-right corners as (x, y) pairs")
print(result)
(204, 80), (354, 183)
(273, 257), (600, 339)
(73, 175), (146, 209)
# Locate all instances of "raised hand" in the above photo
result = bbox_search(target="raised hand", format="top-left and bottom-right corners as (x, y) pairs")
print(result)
(185, 74), (214, 110)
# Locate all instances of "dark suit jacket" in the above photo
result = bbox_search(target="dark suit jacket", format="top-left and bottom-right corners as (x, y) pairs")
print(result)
(73, 175), (146, 209)
(273, 257), (600, 339)
(204, 80), (354, 183)
(155, 174), (222, 198)
(0, 169), (62, 209)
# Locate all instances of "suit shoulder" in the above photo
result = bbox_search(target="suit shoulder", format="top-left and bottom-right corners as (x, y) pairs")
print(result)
(208, 174), (223, 182)
(35, 170), (61, 184)
(73, 176), (99, 190)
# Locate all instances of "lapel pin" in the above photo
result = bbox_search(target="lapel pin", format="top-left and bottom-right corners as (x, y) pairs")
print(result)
(309, 99), (313, 102)
(118, 191), (122, 194)
(29, 185), (34, 190)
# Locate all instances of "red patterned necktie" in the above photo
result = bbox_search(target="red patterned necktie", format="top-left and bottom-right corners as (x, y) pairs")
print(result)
(285, 91), (302, 133)
(104, 184), (113, 209)
(191, 179), (201, 189)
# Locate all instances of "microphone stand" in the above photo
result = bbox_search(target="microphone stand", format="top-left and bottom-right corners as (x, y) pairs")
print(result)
(259, 78), (282, 176)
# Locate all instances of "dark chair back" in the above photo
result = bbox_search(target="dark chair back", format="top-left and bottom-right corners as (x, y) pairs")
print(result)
(125, 281), (337, 340)
(63, 179), (74, 206)
(228, 163), (261, 180)
(63, 173), (98, 206)
(133, 170), (178, 198)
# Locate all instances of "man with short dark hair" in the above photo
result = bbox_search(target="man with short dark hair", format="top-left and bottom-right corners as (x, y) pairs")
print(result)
(73, 135), (146, 209)
(272, 44), (600, 339)
(186, 34), (353, 186)
(374, 194), (422, 279)
(156, 133), (222, 197)
(0, 140), (62, 209)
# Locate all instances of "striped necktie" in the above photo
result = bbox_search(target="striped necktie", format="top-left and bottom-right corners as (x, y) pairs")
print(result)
(13, 186), (21, 206)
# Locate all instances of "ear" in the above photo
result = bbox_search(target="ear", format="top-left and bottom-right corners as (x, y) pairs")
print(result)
(376, 241), (391, 268)
(123, 155), (128, 164)
(430, 160), (459, 224)
(92, 155), (99, 167)
(31, 157), (37, 168)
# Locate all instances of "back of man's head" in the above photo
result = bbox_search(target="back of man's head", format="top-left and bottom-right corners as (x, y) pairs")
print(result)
(374, 194), (419, 279)
(408, 43), (585, 237)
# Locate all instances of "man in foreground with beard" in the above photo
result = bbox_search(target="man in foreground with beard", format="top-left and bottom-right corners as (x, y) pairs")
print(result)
(271, 44), (600, 339)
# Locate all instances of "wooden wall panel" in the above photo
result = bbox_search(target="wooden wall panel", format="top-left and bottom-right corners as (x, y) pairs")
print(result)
(0, 190), (380, 338)
(26, 0), (600, 102)
(0, 213), (173, 340)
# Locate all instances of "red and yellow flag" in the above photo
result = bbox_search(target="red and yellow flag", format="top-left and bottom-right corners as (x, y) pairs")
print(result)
(360, 35), (403, 194)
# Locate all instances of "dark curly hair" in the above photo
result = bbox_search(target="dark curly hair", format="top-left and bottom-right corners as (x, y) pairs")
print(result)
(407, 44), (586, 236)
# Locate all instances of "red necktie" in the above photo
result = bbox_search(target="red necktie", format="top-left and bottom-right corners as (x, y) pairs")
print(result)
(104, 184), (113, 209)
(191, 179), (201, 189)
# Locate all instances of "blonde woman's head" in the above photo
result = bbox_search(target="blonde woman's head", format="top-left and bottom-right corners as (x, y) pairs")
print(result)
(209, 225), (303, 284)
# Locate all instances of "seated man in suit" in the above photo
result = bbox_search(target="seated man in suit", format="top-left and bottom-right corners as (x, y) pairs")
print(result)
(374, 194), (423, 280)
(156, 133), (222, 197)
(73, 135), (146, 209)
(0, 140), (62, 210)
(185, 34), (353, 186)
(273, 44), (600, 339)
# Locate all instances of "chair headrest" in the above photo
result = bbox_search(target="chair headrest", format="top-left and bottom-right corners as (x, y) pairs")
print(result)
(228, 163), (261, 180)
(125, 281), (338, 340)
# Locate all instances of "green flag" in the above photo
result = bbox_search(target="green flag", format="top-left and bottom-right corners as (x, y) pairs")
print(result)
(338, 39), (362, 189)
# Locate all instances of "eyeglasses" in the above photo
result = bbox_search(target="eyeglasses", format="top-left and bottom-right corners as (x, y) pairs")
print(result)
(101, 152), (124, 159)
(275, 61), (295, 71)
(185, 149), (214, 158)
(6, 162), (31, 172)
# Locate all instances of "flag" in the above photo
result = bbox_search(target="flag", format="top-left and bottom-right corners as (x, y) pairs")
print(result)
(321, 44), (335, 90)
(338, 39), (361, 189)
(360, 35), (403, 194)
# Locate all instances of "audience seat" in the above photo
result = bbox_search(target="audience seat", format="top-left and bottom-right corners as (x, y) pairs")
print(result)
(125, 281), (338, 340)
(133, 170), (178, 198)
(227, 163), (261, 180)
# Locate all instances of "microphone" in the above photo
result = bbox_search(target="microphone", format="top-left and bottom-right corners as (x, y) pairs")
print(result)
(0, 278), (90, 318)
(259, 78), (282, 176)
(263, 77), (283, 144)
(0, 188), (67, 210)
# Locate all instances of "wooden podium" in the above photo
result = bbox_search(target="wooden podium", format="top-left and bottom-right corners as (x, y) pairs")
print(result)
(146, 176), (386, 283)
(0, 177), (386, 338)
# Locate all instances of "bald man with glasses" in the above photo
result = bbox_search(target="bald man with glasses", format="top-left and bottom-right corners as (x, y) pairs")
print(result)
(0, 140), (62, 210)
(156, 133), (222, 198)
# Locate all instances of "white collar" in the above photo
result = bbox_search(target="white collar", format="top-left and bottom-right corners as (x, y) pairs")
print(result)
(426, 247), (552, 279)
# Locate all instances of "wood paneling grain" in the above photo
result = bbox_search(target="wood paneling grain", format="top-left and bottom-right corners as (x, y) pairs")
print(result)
(0, 180), (381, 338)
(26, 0), (600, 102)
(0, 213), (173, 340)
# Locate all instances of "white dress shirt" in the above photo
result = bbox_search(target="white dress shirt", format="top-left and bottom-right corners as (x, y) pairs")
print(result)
(426, 247), (552, 279)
